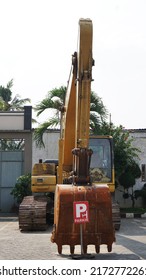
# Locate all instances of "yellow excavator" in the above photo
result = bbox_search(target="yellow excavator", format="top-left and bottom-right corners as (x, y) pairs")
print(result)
(19, 19), (120, 254)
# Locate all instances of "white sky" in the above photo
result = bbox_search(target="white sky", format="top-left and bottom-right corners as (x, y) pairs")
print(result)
(0, 0), (146, 129)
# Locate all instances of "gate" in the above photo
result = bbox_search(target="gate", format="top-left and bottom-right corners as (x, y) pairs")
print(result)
(0, 151), (24, 212)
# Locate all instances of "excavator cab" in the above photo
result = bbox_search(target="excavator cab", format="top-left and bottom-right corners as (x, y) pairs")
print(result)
(89, 136), (120, 230)
(89, 136), (115, 191)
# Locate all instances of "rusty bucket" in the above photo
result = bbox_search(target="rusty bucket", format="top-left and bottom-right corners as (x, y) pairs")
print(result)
(51, 184), (115, 255)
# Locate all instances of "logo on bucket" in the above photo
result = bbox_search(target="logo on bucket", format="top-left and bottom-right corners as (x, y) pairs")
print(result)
(73, 201), (89, 223)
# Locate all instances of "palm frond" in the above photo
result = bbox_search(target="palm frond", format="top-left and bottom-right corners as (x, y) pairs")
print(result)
(34, 86), (66, 116)
(6, 79), (13, 89)
(46, 117), (60, 128)
(0, 86), (12, 103)
(90, 91), (108, 121)
(10, 94), (31, 110)
(33, 122), (51, 148)
(0, 96), (5, 110)
(33, 87), (108, 147)
(33, 117), (60, 148)
(35, 98), (55, 115)
(90, 111), (103, 133)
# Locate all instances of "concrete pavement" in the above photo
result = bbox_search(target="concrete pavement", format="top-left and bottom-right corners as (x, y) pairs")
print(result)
(0, 215), (146, 260)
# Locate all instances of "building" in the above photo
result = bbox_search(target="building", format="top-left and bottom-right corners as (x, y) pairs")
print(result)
(1, 125), (146, 212)
(0, 107), (32, 212)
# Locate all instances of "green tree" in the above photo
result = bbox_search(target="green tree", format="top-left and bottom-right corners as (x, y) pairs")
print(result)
(99, 123), (141, 206)
(34, 86), (107, 147)
(119, 161), (141, 207)
(0, 79), (30, 111)
(99, 123), (140, 184)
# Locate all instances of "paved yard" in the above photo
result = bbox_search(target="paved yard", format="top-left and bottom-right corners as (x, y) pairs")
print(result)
(0, 215), (146, 260)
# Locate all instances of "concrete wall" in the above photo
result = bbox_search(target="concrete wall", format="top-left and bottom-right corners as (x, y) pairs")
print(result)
(32, 130), (60, 166)
(0, 113), (24, 130)
(0, 106), (32, 131)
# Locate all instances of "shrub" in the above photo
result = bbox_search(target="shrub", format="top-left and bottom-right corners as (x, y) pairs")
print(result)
(11, 174), (32, 204)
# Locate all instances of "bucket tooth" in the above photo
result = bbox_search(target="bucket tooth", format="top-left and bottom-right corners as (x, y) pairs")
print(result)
(83, 245), (87, 254)
(95, 245), (100, 253)
(107, 244), (112, 252)
(58, 245), (62, 254)
(70, 246), (75, 255)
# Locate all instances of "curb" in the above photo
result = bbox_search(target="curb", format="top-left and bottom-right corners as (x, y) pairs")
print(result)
(121, 213), (146, 218)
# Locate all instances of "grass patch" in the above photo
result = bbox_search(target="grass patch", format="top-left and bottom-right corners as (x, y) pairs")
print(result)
(120, 207), (146, 214)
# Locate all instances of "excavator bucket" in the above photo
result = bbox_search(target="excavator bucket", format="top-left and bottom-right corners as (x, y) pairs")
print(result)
(51, 184), (115, 255)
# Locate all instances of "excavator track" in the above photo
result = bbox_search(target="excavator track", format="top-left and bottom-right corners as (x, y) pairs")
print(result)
(19, 196), (47, 231)
(19, 196), (120, 232)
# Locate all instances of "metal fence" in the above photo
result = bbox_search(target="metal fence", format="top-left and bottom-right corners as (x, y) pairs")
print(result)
(0, 151), (24, 212)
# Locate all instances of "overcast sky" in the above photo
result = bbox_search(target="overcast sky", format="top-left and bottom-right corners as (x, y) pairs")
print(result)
(0, 0), (146, 129)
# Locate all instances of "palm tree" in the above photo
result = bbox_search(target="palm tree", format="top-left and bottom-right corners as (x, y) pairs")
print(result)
(0, 79), (31, 150)
(90, 91), (108, 134)
(0, 79), (31, 111)
(34, 86), (108, 147)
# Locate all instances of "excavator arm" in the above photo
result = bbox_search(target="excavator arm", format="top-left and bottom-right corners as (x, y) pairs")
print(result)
(58, 19), (93, 184)
(76, 18), (93, 148)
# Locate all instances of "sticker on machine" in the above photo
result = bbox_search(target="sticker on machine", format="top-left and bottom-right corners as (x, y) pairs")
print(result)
(73, 201), (89, 223)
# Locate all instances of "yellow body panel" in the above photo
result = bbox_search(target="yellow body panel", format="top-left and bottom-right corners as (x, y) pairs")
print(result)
(108, 183), (115, 193)
(31, 175), (56, 193)
(31, 184), (56, 193)
(32, 163), (55, 175)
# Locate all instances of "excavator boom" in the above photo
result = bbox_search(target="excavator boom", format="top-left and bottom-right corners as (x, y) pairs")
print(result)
(76, 18), (93, 148)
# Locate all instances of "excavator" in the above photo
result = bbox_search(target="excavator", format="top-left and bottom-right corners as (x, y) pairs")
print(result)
(19, 18), (120, 254)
